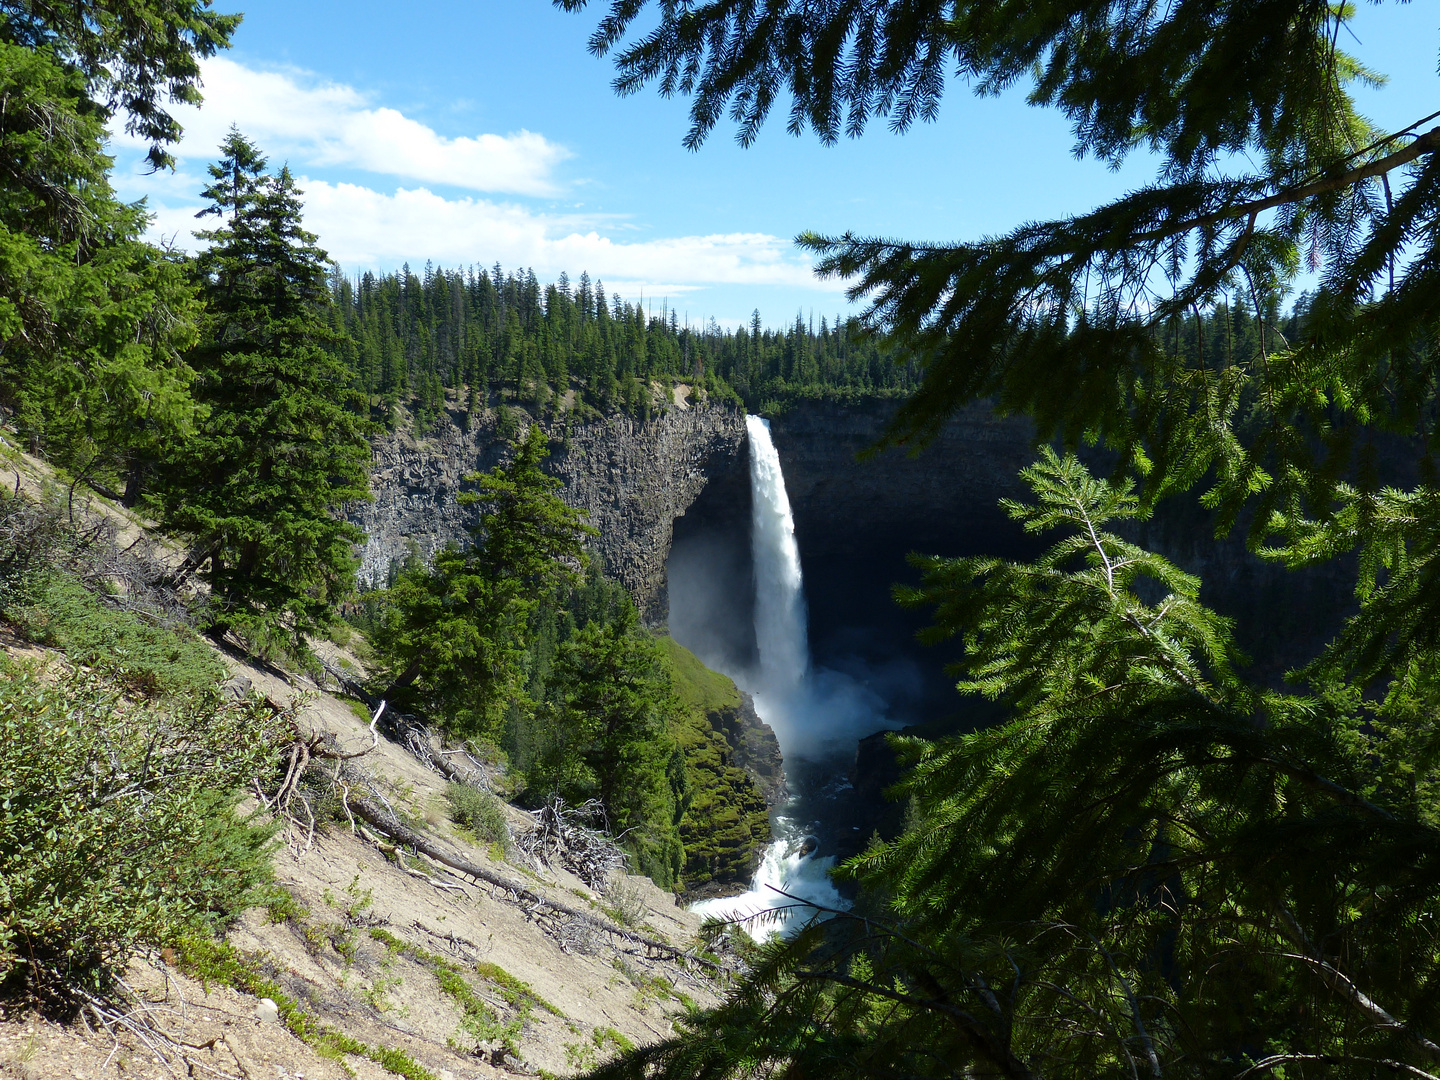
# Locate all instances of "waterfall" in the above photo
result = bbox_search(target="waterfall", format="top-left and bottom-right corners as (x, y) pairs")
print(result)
(748, 414), (809, 709)
(690, 415), (849, 939)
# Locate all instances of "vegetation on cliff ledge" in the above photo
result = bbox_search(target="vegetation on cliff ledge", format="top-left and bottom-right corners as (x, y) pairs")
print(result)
(358, 423), (771, 890)
(661, 636), (772, 894)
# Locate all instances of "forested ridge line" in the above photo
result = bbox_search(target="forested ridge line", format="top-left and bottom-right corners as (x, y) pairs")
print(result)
(323, 262), (922, 429)
(322, 257), (1324, 436)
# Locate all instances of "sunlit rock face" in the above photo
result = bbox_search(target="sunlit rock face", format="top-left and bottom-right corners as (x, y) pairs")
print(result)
(349, 399), (747, 623)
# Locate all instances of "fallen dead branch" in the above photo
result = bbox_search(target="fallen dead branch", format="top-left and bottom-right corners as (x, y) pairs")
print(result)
(516, 796), (627, 892)
(347, 795), (717, 971)
(316, 656), (497, 789)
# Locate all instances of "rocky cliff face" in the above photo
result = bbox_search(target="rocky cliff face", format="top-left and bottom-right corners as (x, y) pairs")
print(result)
(356, 392), (1361, 870)
(350, 400), (747, 623)
(764, 396), (1361, 708)
(758, 398), (1365, 856)
(763, 398), (1042, 721)
(353, 400), (779, 892)
(714, 691), (786, 807)
(674, 694), (780, 900)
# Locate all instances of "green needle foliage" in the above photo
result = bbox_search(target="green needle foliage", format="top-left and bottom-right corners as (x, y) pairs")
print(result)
(368, 432), (693, 883)
(159, 131), (371, 653)
(0, 36), (204, 501)
(593, 455), (1440, 1078)
(568, 0), (1440, 686)
(0, 1), (241, 171)
(373, 422), (594, 737)
(529, 600), (686, 884)
(0, 1), (247, 497)
(325, 263), (914, 425)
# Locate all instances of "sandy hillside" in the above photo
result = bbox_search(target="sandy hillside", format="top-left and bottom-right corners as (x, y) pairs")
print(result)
(0, 608), (734, 1080)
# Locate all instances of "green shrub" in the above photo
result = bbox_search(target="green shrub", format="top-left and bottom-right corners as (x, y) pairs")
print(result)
(9, 575), (224, 696)
(175, 937), (440, 1079)
(599, 877), (648, 929)
(0, 489), (223, 698)
(0, 664), (283, 1009)
(445, 782), (513, 854)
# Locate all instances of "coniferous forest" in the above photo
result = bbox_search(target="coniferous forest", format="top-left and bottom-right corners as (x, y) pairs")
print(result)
(326, 262), (919, 429)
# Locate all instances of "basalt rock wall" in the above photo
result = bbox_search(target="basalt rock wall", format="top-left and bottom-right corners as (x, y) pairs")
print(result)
(766, 397), (1360, 699)
(350, 400), (747, 624)
(755, 398), (1366, 859)
(765, 398), (1044, 721)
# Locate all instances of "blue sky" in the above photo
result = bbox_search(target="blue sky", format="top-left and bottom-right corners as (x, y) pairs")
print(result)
(110, 2), (1439, 329)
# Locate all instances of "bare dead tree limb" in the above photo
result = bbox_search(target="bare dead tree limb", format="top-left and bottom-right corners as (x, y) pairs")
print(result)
(346, 795), (716, 970)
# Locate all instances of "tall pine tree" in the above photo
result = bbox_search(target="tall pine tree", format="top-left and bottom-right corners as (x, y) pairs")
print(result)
(162, 130), (370, 652)
(372, 423), (594, 737)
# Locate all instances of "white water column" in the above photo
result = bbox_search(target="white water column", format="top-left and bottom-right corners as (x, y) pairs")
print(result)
(690, 415), (847, 939)
(747, 414), (809, 713)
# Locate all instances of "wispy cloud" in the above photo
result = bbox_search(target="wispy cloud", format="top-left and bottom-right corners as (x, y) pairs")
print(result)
(140, 179), (831, 298)
(113, 57), (837, 303)
(114, 57), (570, 197)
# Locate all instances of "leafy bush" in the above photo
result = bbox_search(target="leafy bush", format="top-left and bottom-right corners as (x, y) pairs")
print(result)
(0, 488), (221, 697)
(9, 574), (224, 696)
(446, 782), (514, 855)
(0, 488), (76, 611)
(599, 877), (648, 929)
(0, 664), (283, 1010)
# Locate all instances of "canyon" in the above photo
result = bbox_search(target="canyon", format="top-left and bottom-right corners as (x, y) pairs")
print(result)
(353, 392), (1364, 868)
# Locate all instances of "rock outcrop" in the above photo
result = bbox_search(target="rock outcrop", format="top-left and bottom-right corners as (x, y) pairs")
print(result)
(548, 406), (748, 623)
(351, 399), (747, 623)
(711, 690), (786, 807)
(662, 635), (784, 898)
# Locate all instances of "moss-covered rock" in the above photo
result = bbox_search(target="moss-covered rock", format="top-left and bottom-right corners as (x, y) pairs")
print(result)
(661, 636), (781, 897)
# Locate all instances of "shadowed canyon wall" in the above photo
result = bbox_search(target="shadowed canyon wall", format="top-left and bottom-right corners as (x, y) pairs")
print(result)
(358, 395), (1367, 864)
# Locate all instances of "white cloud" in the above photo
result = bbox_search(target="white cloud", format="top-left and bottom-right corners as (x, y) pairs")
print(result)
(138, 178), (835, 299)
(114, 57), (570, 196)
(113, 57), (839, 304)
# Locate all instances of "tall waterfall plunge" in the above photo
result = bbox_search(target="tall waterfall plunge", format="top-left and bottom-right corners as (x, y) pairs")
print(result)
(748, 415), (810, 713)
(689, 416), (870, 939)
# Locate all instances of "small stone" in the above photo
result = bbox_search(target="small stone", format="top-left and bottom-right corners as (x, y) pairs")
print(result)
(438, 1071), (457, 1080)
(253, 997), (279, 1024)
(221, 674), (252, 700)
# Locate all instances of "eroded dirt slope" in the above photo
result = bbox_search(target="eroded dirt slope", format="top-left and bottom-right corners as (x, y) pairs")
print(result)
(1, 642), (728, 1080)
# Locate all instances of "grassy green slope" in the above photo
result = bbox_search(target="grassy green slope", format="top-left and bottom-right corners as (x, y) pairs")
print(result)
(660, 636), (771, 894)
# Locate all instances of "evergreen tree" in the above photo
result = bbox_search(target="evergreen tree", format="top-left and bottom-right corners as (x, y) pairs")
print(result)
(373, 423), (594, 737)
(324, 259), (908, 426)
(0, 32), (207, 501)
(0, 0), (240, 171)
(530, 600), (685, 885)
(594, 453), (1440, 1078)
(161, 130), (370, 651)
